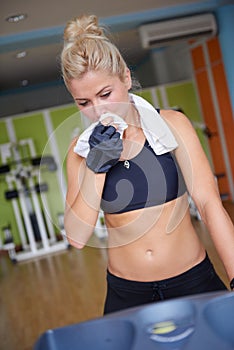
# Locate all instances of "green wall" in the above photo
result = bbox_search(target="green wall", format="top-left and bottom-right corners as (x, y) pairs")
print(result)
(0, 121), (9, 144)
(0, 121), (18, 244)
(13, 113), (49, 155)
(165, 81), (210, 155)
(50, 106), (82, 180)
(0, 105), (83, 246)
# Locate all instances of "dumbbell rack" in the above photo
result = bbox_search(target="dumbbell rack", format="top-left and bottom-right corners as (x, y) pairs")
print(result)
(0, 139), (69, 262)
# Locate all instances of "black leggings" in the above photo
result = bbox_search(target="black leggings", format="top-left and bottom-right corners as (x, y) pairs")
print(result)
(104, 253), (227, 314)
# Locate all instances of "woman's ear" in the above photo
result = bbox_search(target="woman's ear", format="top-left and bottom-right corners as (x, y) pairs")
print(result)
(124, 68), (132, 90)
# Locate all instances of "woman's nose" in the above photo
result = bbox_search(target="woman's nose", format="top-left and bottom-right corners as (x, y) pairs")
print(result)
(92, 102), (108, 119)
(82, 101), (110, 122)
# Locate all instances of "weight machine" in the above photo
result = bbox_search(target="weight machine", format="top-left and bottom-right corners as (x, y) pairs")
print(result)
(0, 139), (69, 262)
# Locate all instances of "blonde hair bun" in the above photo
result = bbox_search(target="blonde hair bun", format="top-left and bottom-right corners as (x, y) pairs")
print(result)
(64, 15), (105, 44)
(61, 14), (129, 88)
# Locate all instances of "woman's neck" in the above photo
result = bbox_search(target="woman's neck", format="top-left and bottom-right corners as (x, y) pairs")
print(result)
(124, 103), (141, 129)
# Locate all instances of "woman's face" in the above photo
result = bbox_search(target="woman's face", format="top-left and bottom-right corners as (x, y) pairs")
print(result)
(69, 69), (132, 122)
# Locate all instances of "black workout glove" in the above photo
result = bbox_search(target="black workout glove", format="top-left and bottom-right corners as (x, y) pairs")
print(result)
(86, 122), (123, 173)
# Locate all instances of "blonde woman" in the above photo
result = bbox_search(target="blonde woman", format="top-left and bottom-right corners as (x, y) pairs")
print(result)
(61, 15), (233, 314)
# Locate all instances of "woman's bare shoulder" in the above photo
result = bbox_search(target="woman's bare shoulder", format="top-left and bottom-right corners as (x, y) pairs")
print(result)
(159, 109), (196, 141)
(160, 109), (192, 128)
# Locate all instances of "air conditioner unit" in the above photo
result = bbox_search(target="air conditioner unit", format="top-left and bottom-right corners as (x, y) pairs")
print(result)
(139, 13), (217, 49)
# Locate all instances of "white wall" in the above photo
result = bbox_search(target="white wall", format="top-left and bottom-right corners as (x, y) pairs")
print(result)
(0, 83), (73, 118)
(135, 42), (194, 87)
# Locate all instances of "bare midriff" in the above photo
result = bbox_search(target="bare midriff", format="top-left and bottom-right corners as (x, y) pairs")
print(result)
(104, 193), (206, 281)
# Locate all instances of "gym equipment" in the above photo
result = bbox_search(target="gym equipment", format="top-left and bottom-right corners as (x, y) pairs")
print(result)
(94, 210), (108, 240)
(5, 183), (48, 200)
(188, 195), (202, 220)
(0, 139), (68, 262)
(34, 291), (234, 350)
(0, 164), (10, 174)
(0, 225), (17, 263)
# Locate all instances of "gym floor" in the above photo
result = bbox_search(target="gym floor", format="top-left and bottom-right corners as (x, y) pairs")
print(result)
(0, 201), (233, 350)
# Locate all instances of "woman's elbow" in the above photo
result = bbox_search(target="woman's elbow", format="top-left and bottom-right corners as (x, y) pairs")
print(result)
(64, 215), (94, 249)
(64, 223), (88, 249)
(66, 235), (85, 249)
(196, 194), (224, 223)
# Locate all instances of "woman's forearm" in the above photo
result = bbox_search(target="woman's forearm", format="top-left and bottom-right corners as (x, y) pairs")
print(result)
(64, 167), (106, 248)
(200, 198), (234, 281)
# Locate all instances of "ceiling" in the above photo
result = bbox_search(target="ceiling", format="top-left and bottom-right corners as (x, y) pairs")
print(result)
(0, 0), (232, 115)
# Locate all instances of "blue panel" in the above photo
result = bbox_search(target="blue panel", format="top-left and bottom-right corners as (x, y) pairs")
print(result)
(34, 291), (234, 350)
(216, 5), (234, 114)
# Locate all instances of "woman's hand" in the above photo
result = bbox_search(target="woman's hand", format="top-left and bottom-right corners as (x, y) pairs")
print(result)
(86, 122), (123, 173)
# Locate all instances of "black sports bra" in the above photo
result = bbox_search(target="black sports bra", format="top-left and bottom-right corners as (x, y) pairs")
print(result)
(101, 139), (187, 214)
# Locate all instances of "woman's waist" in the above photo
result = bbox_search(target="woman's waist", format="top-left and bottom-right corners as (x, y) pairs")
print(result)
(105, 201), (194, 249)
(107, 229), (205, 281)
(104, 193), (190, 236)
(107, 251), (211, 287)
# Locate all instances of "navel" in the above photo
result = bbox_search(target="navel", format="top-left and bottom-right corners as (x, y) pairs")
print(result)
(145, 249), (153, 256)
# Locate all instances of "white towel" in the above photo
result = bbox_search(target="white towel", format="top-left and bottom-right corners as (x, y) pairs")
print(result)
(73, 93), (178, 157)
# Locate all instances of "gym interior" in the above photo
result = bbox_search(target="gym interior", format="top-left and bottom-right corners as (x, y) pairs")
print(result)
(0, 1), (234, 350)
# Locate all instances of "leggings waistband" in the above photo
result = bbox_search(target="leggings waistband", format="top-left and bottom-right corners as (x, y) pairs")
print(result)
(107, 253), (212, 288)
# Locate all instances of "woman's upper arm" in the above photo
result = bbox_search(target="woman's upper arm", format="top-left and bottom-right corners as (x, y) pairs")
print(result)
(162, 110), (220, 211)
(65, 138), (85, 208)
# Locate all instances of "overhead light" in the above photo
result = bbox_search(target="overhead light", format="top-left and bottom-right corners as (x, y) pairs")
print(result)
(16, 51), (27, 59)
(20, 80), (29, 87)
(6, 14), (27, 23)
